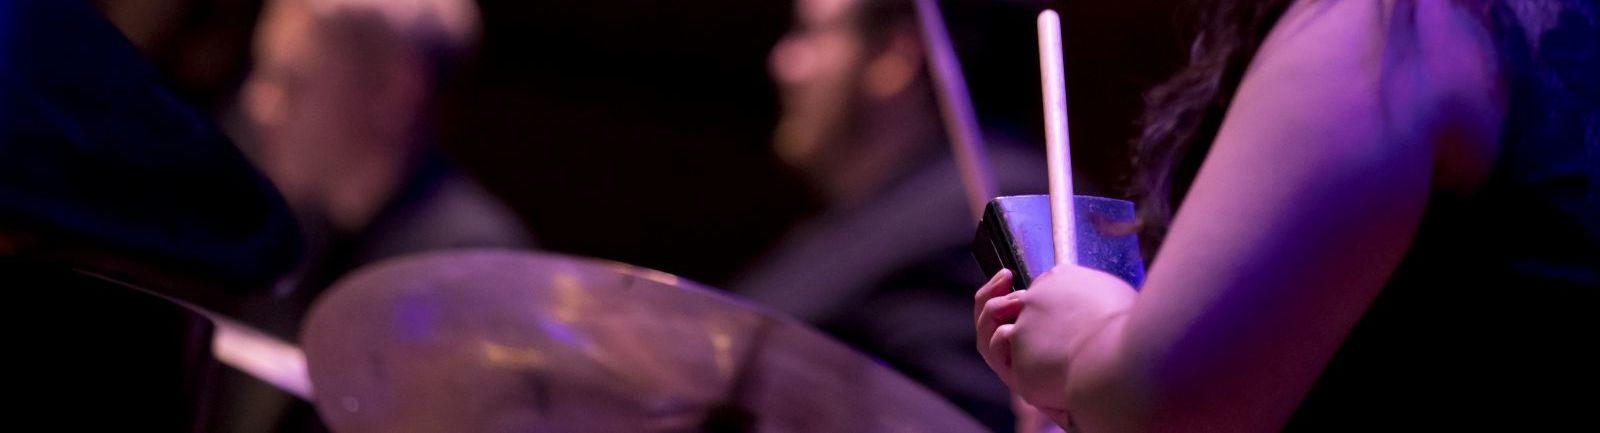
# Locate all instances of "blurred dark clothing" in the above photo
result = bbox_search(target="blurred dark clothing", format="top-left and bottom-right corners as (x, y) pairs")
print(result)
(2, 2), (301, 433)
(733, 142), (1047, 432)
(1284, 1), (1600, 431)
(214, 156), (533, 433)
(262, 156), (534, 339)
(0, 0), (301, 296)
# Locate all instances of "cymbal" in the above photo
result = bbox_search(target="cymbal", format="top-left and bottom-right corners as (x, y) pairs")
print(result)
(301, 250), (986, 433)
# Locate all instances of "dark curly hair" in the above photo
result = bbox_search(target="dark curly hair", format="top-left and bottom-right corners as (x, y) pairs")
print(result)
(1131, 0), (1294, 257)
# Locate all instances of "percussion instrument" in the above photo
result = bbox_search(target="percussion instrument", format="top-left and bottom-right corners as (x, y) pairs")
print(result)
(301, 250), (988, 433)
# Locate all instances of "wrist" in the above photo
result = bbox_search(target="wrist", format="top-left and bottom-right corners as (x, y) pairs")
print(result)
(1064, 313), (1144, 433)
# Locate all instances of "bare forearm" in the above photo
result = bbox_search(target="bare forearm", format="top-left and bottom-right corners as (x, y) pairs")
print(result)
(1061, 315), (1147, 433)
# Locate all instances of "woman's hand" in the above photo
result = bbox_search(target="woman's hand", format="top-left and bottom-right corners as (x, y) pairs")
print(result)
(1014, 394), (1070, 433)
(975, 266), (1137, 428)
(975, 269), (1022, 388)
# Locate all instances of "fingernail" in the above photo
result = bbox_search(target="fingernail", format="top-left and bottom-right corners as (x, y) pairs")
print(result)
(987, 269), (1011, 285)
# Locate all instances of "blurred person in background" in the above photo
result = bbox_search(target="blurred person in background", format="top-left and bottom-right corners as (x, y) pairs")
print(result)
(732, 0), (1051, 430)
(236, 0), (529, 301)
(214, 0), (531, 431)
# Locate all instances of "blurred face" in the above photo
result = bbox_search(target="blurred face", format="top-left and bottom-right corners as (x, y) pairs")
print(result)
(242, 0), (354, 210)
(242, 0), (317, 156)
(239, 0), (426, 228)
(768, 0), (869, 172)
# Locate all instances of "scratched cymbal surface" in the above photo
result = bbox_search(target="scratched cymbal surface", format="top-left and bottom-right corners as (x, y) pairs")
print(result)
(301, 250), (985, 433)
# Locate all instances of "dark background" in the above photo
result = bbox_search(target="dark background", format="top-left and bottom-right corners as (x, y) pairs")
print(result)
(95, 0), (1190, 285)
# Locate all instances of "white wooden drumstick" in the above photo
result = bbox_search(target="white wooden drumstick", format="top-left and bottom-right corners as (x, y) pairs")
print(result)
(913, 0), (996, 223)
(1038, 9), (1077, 266)
(74, 268), (315, 400)
(212, 317), (314, 400)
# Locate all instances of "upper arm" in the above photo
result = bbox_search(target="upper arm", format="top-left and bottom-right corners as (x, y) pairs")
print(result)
(1090, 1), (1504, 431)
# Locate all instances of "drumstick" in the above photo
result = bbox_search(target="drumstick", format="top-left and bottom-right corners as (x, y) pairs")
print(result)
(1038, 9), (1077, 266)
(212, 317), (314, 400)
(73, 268), (315, 400)
(913, 0), (996, 222)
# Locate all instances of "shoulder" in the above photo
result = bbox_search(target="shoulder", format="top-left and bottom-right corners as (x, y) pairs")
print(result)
(360, 172), (533, 262)
(1247, 0), (1506, 192)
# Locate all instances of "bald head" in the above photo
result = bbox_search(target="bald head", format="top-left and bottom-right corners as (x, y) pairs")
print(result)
(293, 0), (479, 55)
(240, 0), (482, 232)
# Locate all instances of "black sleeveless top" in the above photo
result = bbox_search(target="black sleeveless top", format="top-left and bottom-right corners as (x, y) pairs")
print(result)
(1285, 1), (1599, 430)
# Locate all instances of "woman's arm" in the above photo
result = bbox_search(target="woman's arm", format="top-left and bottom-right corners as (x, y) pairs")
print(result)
(979, 1), (1505, 431)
